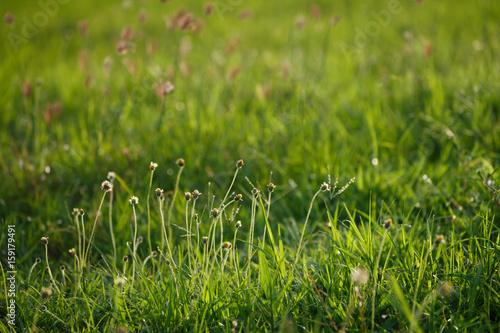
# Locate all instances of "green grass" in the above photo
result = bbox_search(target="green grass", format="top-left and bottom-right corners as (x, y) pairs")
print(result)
(1, 0), (500, 331)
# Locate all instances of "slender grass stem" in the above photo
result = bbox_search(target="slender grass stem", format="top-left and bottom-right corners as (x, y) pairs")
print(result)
(371, 229), (388, 331)
(167, 166), (184, 240)
(147, 170), (155, 256)
(294, 189), (322, 266)
(84, 191), (108, 268)
(109, 190), (117, 269)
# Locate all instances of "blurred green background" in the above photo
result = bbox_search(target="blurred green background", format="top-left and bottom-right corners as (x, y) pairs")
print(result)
(1, 0), (499, 238)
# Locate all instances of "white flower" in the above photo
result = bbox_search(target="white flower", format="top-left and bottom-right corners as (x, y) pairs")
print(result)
(129, 196), (139, 205)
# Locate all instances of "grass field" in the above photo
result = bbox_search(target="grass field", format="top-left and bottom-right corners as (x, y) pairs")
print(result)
(1, 0), (500, 331)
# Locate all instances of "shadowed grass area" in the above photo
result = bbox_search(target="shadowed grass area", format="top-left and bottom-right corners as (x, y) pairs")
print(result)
(1, 0), (500, 331)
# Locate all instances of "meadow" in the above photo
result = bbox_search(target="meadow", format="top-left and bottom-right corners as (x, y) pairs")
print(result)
(1, 0), (500, 331)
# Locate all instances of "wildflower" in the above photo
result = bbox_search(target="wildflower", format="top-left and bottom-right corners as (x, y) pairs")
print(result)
(155, 188), (164, 197)
(123, 255), (129, 262)
(107, 171), (116, 182)
(204, 3), (214, 15)
(185, 192), (192, 201)
(252, 188), (259, 197)
(384, 219), (393, 229)
(235, 221), (242, 228)
(101, 180), (113, 192)
(202, 236), (208, 244)
(41, 287), (52, 298)
(22, 81), (33, 98)
(268, 183), (276, 192)
(68, 248), (76, 256)
(176, 158), (185, 167)
(194, 213), (199, 220)
(129, 196), (139, 205)
(192, 189), (201, 199)
(41, 237), (49, 245)
(150, 161), (158, 171)
(79, 208), (85, 215)
(234, 194), (243, 201)
(236, 159), (244, 168)
(114, 276), (126, 288)
(351, 266), (369, 286)
(211, 208), (219, 218)
(320, 182), (330, 192)
(4, 12), (14, 25)
(72, 208), (80, 216)
(222, 241), (232, 250)
(434, 235), (445, 245)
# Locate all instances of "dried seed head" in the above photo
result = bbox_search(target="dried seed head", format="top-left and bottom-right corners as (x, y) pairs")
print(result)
(434, 235), (445, 245)
(137, 236), (143, 243)
(35, 258), (41, 263)
(192, 189), (201, 199)
(384, 219), (393, 229)
(4, 12), (14, 25)
(60, 265), (66, 271)
(222, 241), (232, 250)
(202, 236), (208, 244)
(185, 192), (192, 201)
(107, 171), (116, 182)
(152, 251), (158, 257)
(176, 158), (185, 167)
(150, 161), (158, 171)
(41, 287), (52, 298)
(101, 180), (113, 192)
(320, 182), (330, 192)
(236, 159), (244, 168)
(234, 194), (243, 201)
(194, 213), (199, 220)
(72, 208), (80, 216)
(211, 208), (219, 218)
(79, 208), (85, 216)
(41, 237), (49, 245)
(155, 188), (164, 197)
(438, 281), (453, 297)
(129, 196), (139, 205)
(252, 188), (259, 197)
(165, 259), (171, 265)
(235, 220), (242, 228)
(351, 266), (369, 286)
(68, 248), (76, 256)
(268, 183), (276, 192)
(123, 255), (129, 262)
(114, 276), (126, 288)
(204, 3), (214, 15)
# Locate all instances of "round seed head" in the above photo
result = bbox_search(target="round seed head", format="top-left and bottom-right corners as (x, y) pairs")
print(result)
(72, 208), (80, 216)
(129, 196), (139, 205)
(176, 158), (185, 167)
(234, 193), (242, 201)
(268, 183), (276, 192)
(123, 255), (129, 262)
(165, 259), (171, 265)
(192, 189), (201, 199)
(79, 208), (85, 215)
(35, 258), (41, 263)
(155, 188), (164, 197)
(41, 287), (52, 298)
(236, 159), (244, 168)
(107, 171), (116, 182)
(222, 241), (232, 250)
(434, 234), (445, 245)
(60, 265), (65, 271)
(194, 213), (199, 220)
(235, 220), (242, 228)
(252, 188), (259, 197)
(351, 266), (369, 286)
(114, 276), (126, 288)
(202, 236), (208, 244)
(68, 248), (76, 256)
(320, 182), (330, 192)
(211, 208), (218, 218)
(41, 237), (49, 245)
(150, 161), (158, 171)
(185, 192), (192, 201)
(384, 219), (393, 229)
(101, 180), (113, 192)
